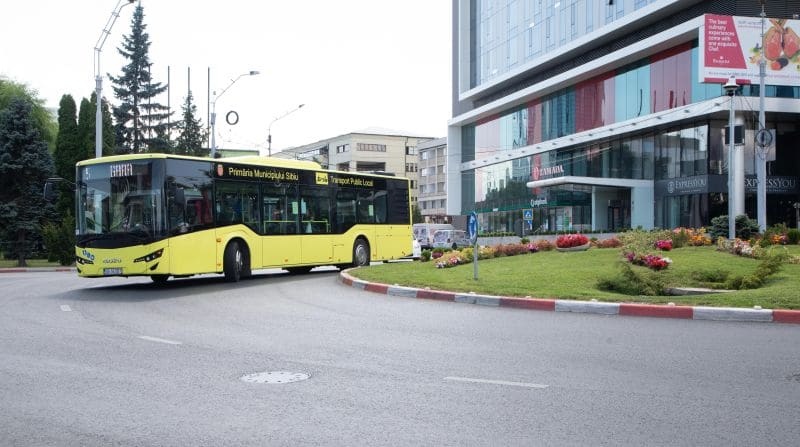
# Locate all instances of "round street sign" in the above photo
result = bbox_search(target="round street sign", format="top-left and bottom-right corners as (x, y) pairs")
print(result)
(467, 212), (478, 245)
(756, 128), (772, 148)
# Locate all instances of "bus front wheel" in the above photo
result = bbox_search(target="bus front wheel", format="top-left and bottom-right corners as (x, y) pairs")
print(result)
(224, 241), (244, 282)
(352, 238), (370, 267)
(150, 275), (169, 284)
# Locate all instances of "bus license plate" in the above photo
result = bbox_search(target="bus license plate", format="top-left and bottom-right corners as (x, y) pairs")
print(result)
(104, 268), (122, 276)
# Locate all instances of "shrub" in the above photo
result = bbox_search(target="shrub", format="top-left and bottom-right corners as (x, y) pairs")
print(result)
(461, 247), (474, 262)
(434, 251), (468, 269)
(788, 228), (800, 245)
(555, 234), (589, 248)
(723, 252), (788, 290)
(520, 237), (530, 244)
(42, 214), (75, 266)
(671, 228), (689, 248)
(709, 215), (760, 241)
(592, 237), (621, 249)
(533, 239), (554, 251)
(597, 262), (668, 296)
(655, 240), (672, 251)
(625, 252), (672, 270)
(494, 243), (528, 257)
(420, 250), (431, 262)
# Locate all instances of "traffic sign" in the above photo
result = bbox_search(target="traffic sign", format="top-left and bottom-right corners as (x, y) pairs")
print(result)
(467, 212), (478, 245)
(523, 208), (533, 222)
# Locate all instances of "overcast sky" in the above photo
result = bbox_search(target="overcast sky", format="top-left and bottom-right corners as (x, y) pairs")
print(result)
(1, 0), (452, 154)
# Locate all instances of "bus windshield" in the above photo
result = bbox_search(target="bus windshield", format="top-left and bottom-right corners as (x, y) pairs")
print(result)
(77, 159), (166, 245)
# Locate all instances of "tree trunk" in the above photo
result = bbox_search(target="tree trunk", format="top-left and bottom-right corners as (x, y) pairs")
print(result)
(16, 229), (27, 268)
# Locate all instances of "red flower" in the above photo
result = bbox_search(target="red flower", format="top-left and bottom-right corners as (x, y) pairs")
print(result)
(556, 234), (589, 248)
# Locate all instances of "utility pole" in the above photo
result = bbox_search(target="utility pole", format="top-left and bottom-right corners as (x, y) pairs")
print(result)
(756, 1), (768, 231)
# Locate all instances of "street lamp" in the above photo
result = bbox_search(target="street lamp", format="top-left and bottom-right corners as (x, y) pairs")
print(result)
(94, 0), (135, 159)
(210, 70), (260, 158)
(266, 104), (305, 157)
(723, 75), (738, 240)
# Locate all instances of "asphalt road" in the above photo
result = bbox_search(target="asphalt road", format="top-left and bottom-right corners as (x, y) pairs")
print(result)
(1, 269), (799, 446)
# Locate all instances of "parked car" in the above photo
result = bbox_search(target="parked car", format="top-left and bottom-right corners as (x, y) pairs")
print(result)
(432, 229), (470, 250)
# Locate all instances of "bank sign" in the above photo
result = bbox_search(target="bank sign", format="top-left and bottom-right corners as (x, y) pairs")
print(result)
(656, 175), (799, 196)
(745, 176), (799, 194)
(700, 14), (800, 86)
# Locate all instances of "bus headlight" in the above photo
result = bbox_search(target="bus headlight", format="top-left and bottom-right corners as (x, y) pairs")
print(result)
(76, 256), (93, 265)
(134, 248), (164, 263)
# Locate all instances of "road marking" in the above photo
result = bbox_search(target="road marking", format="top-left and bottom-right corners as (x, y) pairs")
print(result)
(444, 376), (549, 389)
(60, 305), (72, 312)
(138, 335), (182, 345)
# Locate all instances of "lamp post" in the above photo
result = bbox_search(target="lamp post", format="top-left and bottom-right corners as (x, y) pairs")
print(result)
(210, 70), (260, 158)
(94, 0), (134, 159)
(266, 104), (305, 157)
(723, 76), (738, 240)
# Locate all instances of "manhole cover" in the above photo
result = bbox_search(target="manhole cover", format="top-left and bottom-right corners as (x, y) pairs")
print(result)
(240, 371), (310, 384)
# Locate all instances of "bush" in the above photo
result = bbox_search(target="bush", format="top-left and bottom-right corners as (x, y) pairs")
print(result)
(709, 215), (760, 241)
(42, 214), (76, 266)
(724, 252), (788, 290)
(788, 228), (800, 245)
(671, 228), (689, 248)
(555, 234), (589, 248)
(494, 243), (528, 257)
(520, 237), (530, 244)
(533, 239), (554, 251)
(596, 262), (668, 296)
(420, 250), (431, 262)
(592, 237), (622, 249)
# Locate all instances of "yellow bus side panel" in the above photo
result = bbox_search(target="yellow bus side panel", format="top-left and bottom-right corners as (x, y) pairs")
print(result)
(262, 236), (302, 267)
(215, 226), (263, 273)
(301, 235), (334, 265)
(169, 230), (218, 275)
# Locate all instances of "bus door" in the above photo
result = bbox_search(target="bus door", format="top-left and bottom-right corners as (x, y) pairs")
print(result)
(300, 188), (333, 265)
(261, 185), (301, 267)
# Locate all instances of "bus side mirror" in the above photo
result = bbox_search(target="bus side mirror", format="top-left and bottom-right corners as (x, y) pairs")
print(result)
(43, 177), (73, 202)
(43, 181), (56, 202)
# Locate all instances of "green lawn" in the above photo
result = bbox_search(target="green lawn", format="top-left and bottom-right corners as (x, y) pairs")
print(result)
(351, 245), (800, 310)
(0, 258), (63, 268)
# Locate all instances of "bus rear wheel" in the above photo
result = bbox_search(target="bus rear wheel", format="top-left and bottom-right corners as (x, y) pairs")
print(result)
(224, 241), (244, 282)
(352, 238), (370, 267)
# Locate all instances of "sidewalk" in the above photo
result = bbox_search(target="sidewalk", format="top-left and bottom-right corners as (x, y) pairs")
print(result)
(339, 270), (800, 325)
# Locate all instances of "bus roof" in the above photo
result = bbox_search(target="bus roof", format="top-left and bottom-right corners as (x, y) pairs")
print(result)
(76, 153), (321, 170)
(77, 153), (409, 181)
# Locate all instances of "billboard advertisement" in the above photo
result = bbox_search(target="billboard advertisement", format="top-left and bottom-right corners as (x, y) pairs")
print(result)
(699, 14), (800, 86)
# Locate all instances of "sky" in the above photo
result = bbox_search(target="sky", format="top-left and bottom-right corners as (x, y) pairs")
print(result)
(0, 0), (452, 155)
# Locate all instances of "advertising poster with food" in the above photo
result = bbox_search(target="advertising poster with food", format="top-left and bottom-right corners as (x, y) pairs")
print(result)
(699, 14), (800, 86)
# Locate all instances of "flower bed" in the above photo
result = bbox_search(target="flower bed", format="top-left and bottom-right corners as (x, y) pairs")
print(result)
(625, 252), (672, 270)
(655, 240), (672, 251)
(556, 234), (589, 249)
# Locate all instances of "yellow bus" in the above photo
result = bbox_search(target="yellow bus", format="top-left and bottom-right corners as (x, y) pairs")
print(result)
(74, 153), (413, 283)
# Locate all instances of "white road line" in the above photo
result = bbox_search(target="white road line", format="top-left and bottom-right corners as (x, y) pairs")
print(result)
(444, 376), (549, 389)
(138, 335), (182, 345)
(60, 305), (72, 312)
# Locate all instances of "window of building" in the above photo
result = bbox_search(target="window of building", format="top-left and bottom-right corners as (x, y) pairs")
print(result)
(336, 144), (350, 153)
(406, 146), (417, 155)
(406, 163), (418, 172)
(421, 151), (430, 160)
(357, 143), (387, 152)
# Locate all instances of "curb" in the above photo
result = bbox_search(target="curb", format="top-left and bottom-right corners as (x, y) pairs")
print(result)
(339, 270), (800, 325)
(0, 267), (76, 273)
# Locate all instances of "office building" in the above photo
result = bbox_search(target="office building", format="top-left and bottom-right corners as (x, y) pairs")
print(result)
(448, 0), (800, 234)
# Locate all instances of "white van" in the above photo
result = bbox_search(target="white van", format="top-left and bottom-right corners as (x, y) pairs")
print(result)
(432, 229), (470, 250)
(412, 223), (454, 249)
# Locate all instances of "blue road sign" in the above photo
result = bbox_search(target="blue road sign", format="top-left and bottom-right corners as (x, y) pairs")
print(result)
(523, 209), (533, 221)
(467, 212), (478, 244)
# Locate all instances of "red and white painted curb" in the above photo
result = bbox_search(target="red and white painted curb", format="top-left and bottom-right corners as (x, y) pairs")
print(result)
(339, 271), (800, 325)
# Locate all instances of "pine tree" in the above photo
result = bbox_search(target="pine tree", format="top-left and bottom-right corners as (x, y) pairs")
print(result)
(54, 94), (80, 216)
(175, 91), (208, 157)
(77, 93), (115, 159)
(0, 98), (55, 266)
(109, 4), (170, 154)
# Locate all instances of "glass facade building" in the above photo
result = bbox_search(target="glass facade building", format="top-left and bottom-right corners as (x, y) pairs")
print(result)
(451, 0), (800, 234)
